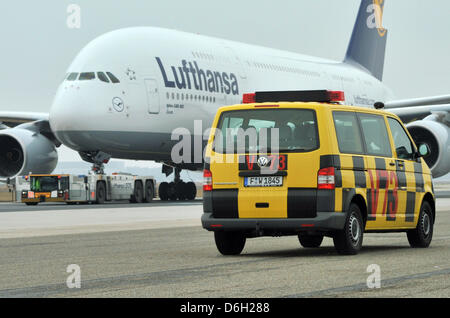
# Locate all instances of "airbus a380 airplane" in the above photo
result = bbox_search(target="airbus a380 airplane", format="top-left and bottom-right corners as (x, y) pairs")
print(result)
(0, 0), (449, 200)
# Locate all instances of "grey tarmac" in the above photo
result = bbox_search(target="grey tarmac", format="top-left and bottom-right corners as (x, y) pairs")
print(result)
(0, 199), (449, 297)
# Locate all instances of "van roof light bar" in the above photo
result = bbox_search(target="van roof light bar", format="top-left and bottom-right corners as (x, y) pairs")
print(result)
(242, 90), (345, 104)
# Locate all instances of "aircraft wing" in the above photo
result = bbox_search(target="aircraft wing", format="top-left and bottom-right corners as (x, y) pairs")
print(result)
(0, 111), (49, 128)
(387, 104), (450, 123)
(384, 94), (450, 109)
(384, 95), (450, 123)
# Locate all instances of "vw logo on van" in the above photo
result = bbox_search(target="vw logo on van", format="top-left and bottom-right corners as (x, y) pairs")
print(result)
(257, 156), (269, 168)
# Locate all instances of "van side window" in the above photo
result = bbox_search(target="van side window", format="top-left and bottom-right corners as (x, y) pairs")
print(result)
(358, 114), (392, 157)
(333, 112), (364, 154)
(387, 117), (415, 160)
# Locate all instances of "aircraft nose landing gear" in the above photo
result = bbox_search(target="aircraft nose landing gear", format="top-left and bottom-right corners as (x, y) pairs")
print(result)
(158, 167), (197, 201)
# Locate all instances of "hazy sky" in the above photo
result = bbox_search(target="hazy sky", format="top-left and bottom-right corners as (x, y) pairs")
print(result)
(0, 0), (449, 114)
(0, 0), (449, 163)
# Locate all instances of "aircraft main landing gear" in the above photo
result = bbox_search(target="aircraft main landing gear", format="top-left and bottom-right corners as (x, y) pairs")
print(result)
(158, 167), (197, 201)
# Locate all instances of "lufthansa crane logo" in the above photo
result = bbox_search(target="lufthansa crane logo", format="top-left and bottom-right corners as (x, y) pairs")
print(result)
(367, 0), (386, 37)
(112, 97), (124, 112)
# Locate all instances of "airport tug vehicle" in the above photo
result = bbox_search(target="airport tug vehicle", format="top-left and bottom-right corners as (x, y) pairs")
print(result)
(21, 173), (156, 205)
(202, 90), (435, 255)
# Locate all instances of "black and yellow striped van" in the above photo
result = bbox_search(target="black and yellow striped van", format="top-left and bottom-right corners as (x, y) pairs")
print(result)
(202, 91), (435, 255)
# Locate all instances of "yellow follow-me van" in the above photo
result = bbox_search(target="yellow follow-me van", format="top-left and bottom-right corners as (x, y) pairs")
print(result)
(202, 90), (435, 255)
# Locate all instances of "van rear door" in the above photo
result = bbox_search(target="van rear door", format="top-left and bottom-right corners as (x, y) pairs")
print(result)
(209, 107), (321, 219)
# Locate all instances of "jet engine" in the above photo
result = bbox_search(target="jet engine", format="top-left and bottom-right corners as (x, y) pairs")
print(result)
(407, 116), (450, 178)
(0, 126), (58, 178)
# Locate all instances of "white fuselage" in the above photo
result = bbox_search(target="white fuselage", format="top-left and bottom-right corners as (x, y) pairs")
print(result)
(49, 27), (394, 164)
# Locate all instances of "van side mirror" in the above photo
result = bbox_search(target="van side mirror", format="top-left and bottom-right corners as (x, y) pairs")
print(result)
(417, 143), (431, 158)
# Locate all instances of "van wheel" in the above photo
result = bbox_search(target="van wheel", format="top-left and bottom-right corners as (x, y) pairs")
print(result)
(214, 231), (246, 255)
(333, 203), (364, 255)
(407, 201), (433, 248)
(96, 182), (106, 204)
(298, 234), (323, 248)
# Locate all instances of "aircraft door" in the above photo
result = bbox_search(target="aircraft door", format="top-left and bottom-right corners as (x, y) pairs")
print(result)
(144, 78), (160, 114)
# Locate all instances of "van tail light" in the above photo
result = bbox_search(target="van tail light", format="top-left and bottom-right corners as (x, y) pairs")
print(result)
(317, 167), (335, 190)
(203, 169), (213, 191)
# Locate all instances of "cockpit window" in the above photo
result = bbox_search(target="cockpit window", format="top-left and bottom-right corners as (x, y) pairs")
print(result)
(79, 72), (96, 80)
(97, 72), (110, 83)
(106, 72), (120, 83)
(67, 72), (79, 81)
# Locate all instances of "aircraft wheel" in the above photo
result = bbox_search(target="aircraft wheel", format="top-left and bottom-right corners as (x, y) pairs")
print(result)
(159, 182), (169, 201)
(187, 182), (197, 200)
(168, 182), (178, 201)
(96, 182), (106, 204)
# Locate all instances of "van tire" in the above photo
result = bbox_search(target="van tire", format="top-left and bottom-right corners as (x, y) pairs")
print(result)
(298, 235), (324, 248)
(333, 203), (364, 255)
(407, 201), (433, 248)
(214, 231), (246, 255)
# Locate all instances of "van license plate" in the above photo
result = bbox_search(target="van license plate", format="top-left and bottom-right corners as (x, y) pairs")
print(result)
(244, 176), (283, 187)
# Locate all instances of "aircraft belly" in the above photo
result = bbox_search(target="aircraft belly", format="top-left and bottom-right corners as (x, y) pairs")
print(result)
(54, 130), (206, 162)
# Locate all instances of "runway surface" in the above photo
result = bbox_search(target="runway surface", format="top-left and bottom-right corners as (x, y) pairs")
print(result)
(0, 199), (449, 297)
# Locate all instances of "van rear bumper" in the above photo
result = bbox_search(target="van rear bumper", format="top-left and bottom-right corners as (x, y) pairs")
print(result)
(201, 212), (347, 233)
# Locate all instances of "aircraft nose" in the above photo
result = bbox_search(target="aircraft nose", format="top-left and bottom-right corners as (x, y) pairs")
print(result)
(50, 87), (84, 130)
(49, 86), (93, 151)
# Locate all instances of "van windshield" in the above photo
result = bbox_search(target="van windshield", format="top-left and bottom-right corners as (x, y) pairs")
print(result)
(214, 109), (319, 153)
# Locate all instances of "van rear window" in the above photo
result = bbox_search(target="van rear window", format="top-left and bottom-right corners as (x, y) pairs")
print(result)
(214, 109), (319, 154)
